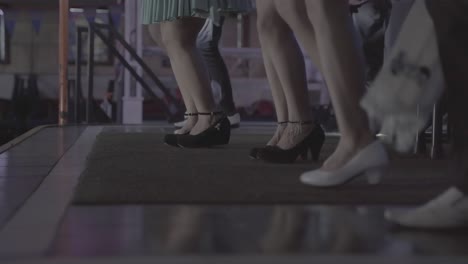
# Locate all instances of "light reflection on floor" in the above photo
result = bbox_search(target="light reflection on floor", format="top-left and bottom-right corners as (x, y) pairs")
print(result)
(0, 125), (466, 264)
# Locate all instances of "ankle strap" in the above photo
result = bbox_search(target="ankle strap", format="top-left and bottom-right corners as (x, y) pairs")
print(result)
(197, 111), (224, 116)
(277, 121), (288, 125)
(184, 113), (198, 117)
(288, 121), (315, 125)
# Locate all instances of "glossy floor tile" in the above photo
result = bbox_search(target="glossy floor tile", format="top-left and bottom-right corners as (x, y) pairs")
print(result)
(0, 126), (85, 228)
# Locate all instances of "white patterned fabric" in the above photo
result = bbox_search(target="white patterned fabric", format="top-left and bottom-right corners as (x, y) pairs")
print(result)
(361, 0), (444, 153)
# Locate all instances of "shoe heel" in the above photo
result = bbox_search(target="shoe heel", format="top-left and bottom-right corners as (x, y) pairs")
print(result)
(364, 167), (383, 185)
(310, 146), (320, 161)
(310, 138), (324, 162)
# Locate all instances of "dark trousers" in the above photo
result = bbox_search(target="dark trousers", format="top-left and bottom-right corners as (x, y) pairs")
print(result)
(426, 0), (468, 193)
(353, 0), (391, 83)
(197, 17), (236, 115)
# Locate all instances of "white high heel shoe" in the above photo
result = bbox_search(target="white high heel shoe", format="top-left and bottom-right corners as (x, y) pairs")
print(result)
(300, 140), (389, 187)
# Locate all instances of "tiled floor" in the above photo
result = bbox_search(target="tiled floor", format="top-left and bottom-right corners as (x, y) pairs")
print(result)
(0, 126), (85, 228)
(0, 124), (467, 264)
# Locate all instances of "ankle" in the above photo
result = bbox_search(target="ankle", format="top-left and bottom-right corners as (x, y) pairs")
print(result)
(186, 115), (198, 124)
(267, 123), (288, 146)
(197, 111), (224, 124)
(287, 121), (316, 133)
(196, 115), (212, 124)
(277, 121), (288, 129)
(339, 133), (375, 151)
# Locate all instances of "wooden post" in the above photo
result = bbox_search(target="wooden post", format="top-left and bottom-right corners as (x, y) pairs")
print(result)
(58, 0), (69, 125)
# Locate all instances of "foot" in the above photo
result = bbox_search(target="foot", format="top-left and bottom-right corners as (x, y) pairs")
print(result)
(300, 140), (388, 186)
(249, 122), (288, 160)
(175, 116), (198, 135)
(321, 134), (374, 171)
(266, 122), (288, 147)
(176, 113), (240, 129)
(385, 187), (468, 229)
(275, 122), (316, 150)
(174, 119), (187, 129)
(189, 114), (222, 135)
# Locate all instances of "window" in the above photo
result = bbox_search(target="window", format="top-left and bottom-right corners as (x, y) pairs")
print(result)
(0, 9), (10, 64)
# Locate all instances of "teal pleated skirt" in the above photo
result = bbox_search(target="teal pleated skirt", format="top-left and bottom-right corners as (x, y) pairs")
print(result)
(141, 0), (253, 25)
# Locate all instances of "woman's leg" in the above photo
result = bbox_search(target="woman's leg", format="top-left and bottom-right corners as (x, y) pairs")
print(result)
(149, 23), (198, 133)
(263, 57), (289, 146)
(160, 18), (218, 135)
(272, 0), (322, 73)
(304, 0), (374, 170)
(269, 0), (328, 150)
(256, 0), (289, 146)
(257, 0), (315, 150)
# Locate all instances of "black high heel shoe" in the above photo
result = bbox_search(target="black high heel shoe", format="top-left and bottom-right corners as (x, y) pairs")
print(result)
(177, 112), (231, 148)
(249, 121), (288, 160)
(258, 121), (325, 164)
(164, 113), (198, 147)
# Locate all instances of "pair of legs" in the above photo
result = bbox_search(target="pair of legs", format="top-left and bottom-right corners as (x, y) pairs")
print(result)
(149, 18), (237, 130)
(256, 0), (374, 170)
(256, 0), (315, 150)
(150, 18), (220, 135)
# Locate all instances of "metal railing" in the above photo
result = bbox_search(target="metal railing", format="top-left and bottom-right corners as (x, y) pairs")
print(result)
(74, 22), (181, 123)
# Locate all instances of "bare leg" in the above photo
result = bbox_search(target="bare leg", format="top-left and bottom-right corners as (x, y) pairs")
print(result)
(256, 0), (289, 146)
(149, 23), (198, 133)
(272, 0), (322, 73)
(271, 0), (329, 150)
(257, 0), (315, 150)
(160, 18), (218, 135)
(305, 0), (374, 170)
(265, 55), (289, 146)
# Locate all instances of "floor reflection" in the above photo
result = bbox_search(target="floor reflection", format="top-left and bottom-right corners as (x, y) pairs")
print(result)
(49, 205), (468, 257)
